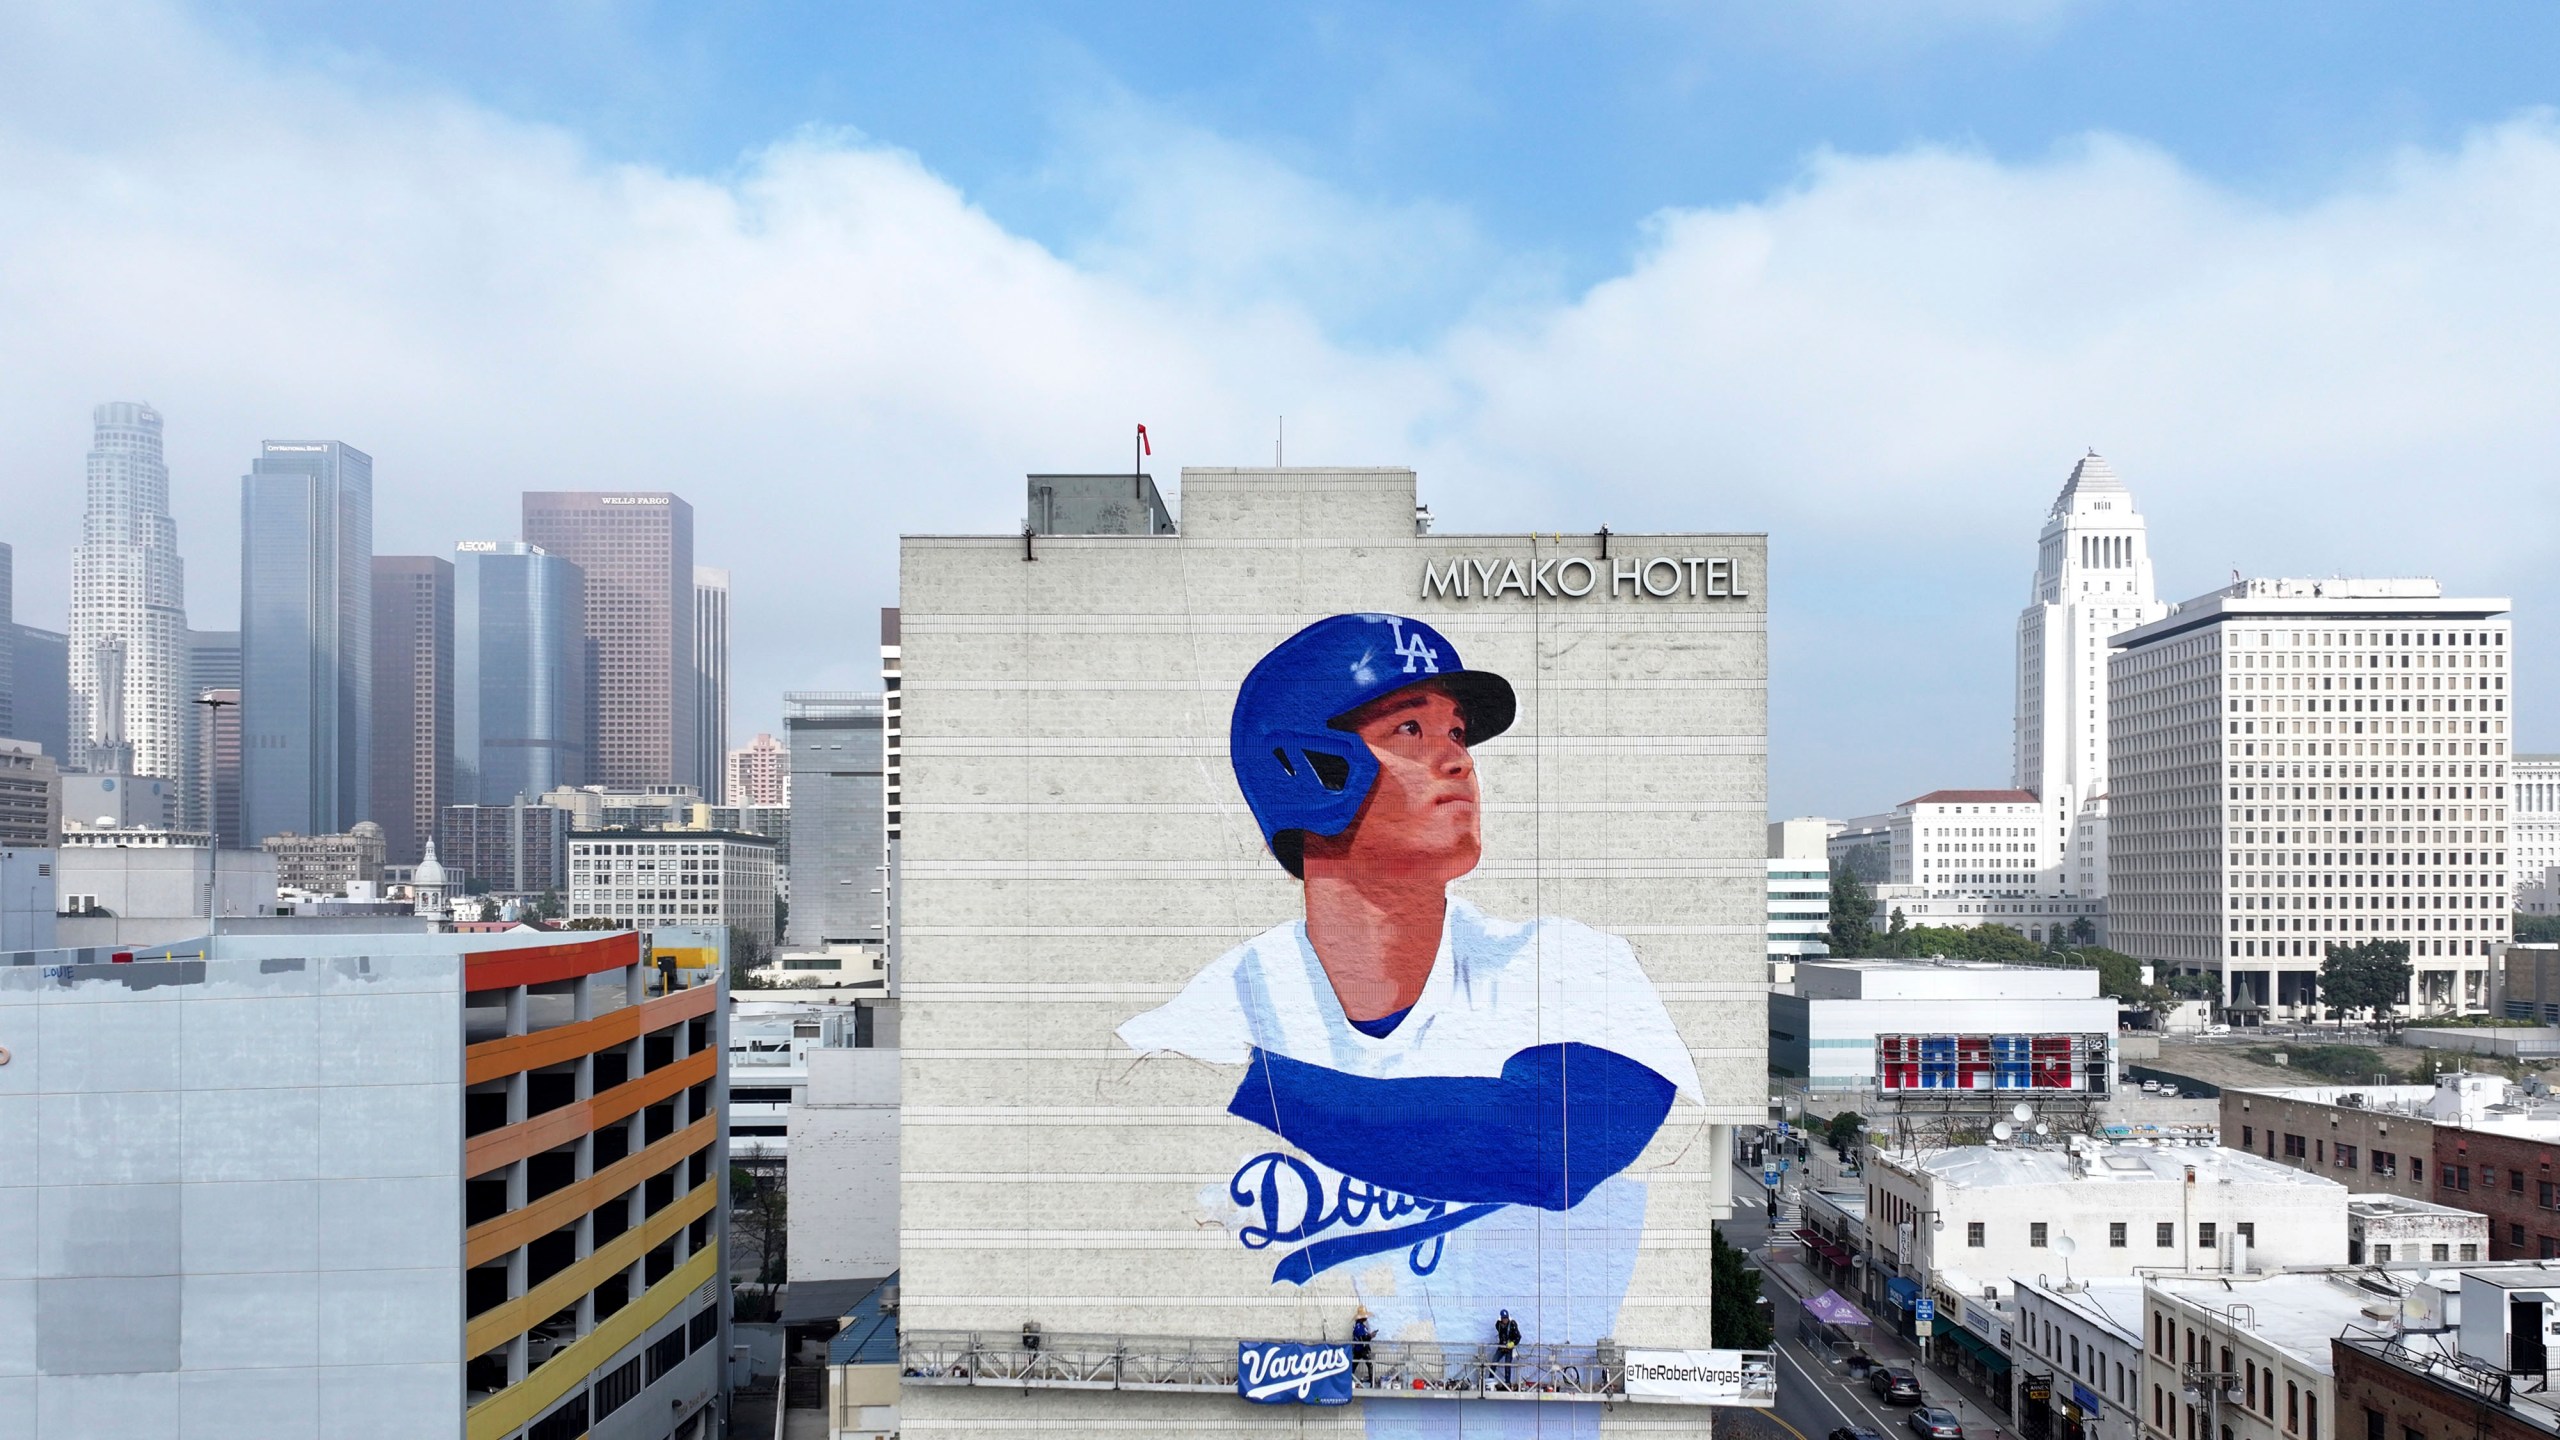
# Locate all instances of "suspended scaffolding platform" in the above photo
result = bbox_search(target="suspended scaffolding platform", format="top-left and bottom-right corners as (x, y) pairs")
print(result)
(899, 1329), (1772, 1405)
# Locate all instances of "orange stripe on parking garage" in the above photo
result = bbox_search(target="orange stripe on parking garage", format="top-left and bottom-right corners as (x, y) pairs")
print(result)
(465, 983), (717, 1086)
(465, 1115), (719, 1269)
(465, 1047), (717, 1179)
(464, 1181), (718, 1359)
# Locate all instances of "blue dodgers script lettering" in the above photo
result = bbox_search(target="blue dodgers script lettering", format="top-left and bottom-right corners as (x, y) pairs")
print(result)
(1227, 1041), (1677, 1210)
(1237, 1341), (1354, 1404)
(1227, 1152), (1502, 1284)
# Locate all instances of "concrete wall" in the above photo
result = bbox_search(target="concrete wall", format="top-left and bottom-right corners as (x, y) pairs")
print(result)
(0, 943), (465, 1438)
(900, 468), (1765, 1435)
(55, 845), (276, 921)
(0, 848), (54, 950)
(1796, 960), (2101, 1002)
(788, 1046), (899, 1282)
(1873, 1153), (2351, 1290)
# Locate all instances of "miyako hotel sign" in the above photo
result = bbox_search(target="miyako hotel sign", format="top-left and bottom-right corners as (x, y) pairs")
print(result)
(1422, 554), (1748, 601)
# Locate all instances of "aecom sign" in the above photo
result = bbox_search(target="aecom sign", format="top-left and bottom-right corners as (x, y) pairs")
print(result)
(1421, 555), (1748, 601)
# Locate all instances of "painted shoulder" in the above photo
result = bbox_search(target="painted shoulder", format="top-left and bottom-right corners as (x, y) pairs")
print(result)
(1114, 919), (1304, 1067)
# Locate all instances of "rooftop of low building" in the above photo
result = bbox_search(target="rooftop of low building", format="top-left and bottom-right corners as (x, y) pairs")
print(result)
(1883, 1139), (2346, 1192)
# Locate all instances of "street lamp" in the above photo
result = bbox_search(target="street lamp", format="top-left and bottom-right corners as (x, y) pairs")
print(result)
(193, 693), (234, 937)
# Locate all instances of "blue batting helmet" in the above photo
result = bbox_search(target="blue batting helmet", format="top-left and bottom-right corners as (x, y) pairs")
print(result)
(1230, 613), (1515, 874)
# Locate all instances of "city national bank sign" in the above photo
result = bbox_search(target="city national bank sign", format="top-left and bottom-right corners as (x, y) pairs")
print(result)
(1421, 554), (1749, 601)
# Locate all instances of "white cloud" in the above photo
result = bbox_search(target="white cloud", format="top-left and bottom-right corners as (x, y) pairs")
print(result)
(4, 1), (2558, 817)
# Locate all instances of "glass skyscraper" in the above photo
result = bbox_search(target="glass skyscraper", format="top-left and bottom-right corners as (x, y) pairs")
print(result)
(239, 439), (373, 843)
(454, 541), (589, 804)
(520, 492), (694, 791)
(184, 628), (239, 833)
(693, 566), (729, 804)
(370, 556), (454, 866)
(783, 691), (886, 946)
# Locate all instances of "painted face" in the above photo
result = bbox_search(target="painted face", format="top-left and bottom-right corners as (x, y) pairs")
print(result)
(1302, 682), (1481, 882)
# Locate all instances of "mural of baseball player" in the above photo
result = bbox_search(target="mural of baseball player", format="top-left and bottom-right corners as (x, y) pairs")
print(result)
(1118, 613), (1703, 1429)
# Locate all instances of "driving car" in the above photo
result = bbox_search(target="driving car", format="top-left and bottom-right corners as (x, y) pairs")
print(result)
(1908, 1407), (1964, 1440)
(1832, 1428), (1887, 1440)
(1869, 1366), (1923, 1404)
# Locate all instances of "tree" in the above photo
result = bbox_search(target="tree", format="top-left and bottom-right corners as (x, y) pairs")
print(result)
(731, 1162), (789, 1320)
(1823, 1110), (1868, 1151)
(2068, 915), (2097, 947)
(1827, 869), (1875, 957)
(2056, 946), (2171, 1012)
(1710, 1230), (1773, 1349)
(2320, 940), (2414, 1029)
(2517, 913), (2560, 944)
(530, 889), (564, 921)
(2165, 970), (2217, 1000)
(1887, 908), (1908, 940)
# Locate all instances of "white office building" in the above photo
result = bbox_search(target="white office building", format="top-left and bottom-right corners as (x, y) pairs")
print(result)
(68, 401), (189, 781)
(568, 830), (779, 948)
(1828, 812), (1891, 885)
(2108, 578), (2511, 1018)
(1866, 1141), (2349, 1313)
(1768, 818), (1830, 986)
(2015, 453), (2169, 901)
(2514, 753), (2560, 901)
(1894, 788), (2062, 894)
(1884, 789), (2108, 940)
(2138, 1269), (2382, 1440)
(2012, 1276), (2145, 1440)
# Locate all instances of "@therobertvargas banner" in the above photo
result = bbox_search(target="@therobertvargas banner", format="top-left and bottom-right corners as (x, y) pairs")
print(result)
(1623, 1349), (1779, 1407)
(1236, 1340), (1354, 1405)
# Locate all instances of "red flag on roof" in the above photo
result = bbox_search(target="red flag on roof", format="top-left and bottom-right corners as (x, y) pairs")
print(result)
(1137, 423), (1151, 455)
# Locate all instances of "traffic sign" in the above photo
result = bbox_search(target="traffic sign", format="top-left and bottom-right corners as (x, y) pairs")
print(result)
(1913, 1298), (1936, 1323)
(1914, 1320), (1934, 1338)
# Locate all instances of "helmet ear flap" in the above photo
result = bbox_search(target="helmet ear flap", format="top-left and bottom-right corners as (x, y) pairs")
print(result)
(1245, 728), (1377, 847)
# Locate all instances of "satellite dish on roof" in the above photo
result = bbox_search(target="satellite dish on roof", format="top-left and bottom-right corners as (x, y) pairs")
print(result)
(2035, 1122), (2052, 1136)
(1993, 1121), (2016, 1141)
(2054, 1236), (2078, 1257)
(2013, 1103), (2034, 1123)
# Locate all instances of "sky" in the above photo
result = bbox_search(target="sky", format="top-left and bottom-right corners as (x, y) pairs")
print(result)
(6, 0), (2560, 819)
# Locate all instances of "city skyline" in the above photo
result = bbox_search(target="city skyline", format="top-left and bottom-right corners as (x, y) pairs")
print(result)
(8, 6), (2560, 824)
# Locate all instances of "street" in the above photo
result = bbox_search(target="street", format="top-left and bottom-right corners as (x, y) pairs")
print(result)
(1723, 1163), (2018, 1440)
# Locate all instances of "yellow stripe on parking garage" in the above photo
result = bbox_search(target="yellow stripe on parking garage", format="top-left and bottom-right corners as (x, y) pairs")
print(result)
(468, 1242), (721, 1440)
(465, 1183), (717, 1359)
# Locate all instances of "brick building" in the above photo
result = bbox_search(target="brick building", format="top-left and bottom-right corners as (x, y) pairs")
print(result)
(2224, 1083), (2438, 1202)
(2332, 1276), (2560, 1440)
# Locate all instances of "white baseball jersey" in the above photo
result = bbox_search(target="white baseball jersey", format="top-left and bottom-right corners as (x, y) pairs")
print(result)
(1118, 894), (1702, 1423)
(1118, 895), (1701, 1100)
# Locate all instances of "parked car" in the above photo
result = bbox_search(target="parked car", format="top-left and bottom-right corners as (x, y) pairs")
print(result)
(2139, 1079), (2159, 1093)
(2158, 1084), (2181, 1098)
(1844, 1353), (1876, 1379)
(1909, 1407), (1964, 1440)
(1870, 1366), (1923, 1404)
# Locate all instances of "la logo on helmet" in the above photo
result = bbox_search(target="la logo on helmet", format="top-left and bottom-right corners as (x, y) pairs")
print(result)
(1386, 618), (1441, 675)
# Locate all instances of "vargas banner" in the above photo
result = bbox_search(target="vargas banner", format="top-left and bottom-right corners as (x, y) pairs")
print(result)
(1236, 1340), (1354, 1405)
(1623, 1349), (1778, 1407)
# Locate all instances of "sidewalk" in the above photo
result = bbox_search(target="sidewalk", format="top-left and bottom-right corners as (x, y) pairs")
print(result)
(1742, 1163), (2018, 1440)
